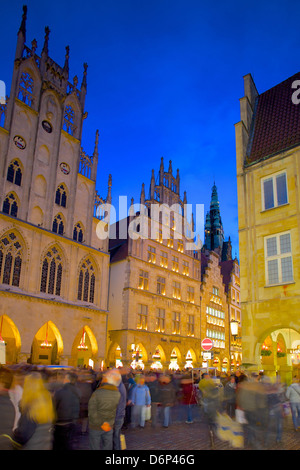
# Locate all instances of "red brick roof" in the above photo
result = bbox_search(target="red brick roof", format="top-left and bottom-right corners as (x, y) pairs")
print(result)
(247, 72), (300, 164)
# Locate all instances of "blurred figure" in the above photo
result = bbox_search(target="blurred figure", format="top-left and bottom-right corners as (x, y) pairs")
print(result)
(286, 377), (300, 431)
(13, 372), (55, 450)
(236, 373), (266, 449)
(263, 377), (285, 446)
(159, 375), (176, 428)
(123, 373), (136, 428)
(146, 373), (161, 428)
(223, 375), (237, 418)
(0, 367), (16, 450)
(131, 375), (151, 428)
(77, 371), (94, 435)
(113, 377), (127, 450)
(180, 374), (197, 424)
(88, 369), (121, 450)
(53, 372), (80, 450)
(9, 370), (24, 431)
(198, 373), (221, 448)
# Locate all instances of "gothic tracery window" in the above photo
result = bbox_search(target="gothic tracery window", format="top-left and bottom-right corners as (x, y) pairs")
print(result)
(0, 232), (23, 287)
(77, 258), (96, 303)
(55, 184), (67, 208)
(73, 222), (84, 243)
(52, 214), (64, 235)
(63, 105), (76, 136)
(40, 246), (63, 296)
(18, 71), (34, 107)
(2, 193), (19, 217)
(7, 160), (22, 186)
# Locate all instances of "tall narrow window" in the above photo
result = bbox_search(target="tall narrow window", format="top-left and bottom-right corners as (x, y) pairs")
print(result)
(138, 270), (149, 290)
(262, 172), (288, 210)
(0, 232), (23, 287)
(137, 304), (148, 330)
(172, 312), (180, 334)
(157, 276), (166, 295)
(265, 232), (293, 285)
(18, 72), (34, 107)
(2, 193), (18, 217)
(7, 161), (22, 186)
(55, 185), (67, 208)
(52, 214), (64, 235)
(77, 258), (96, 303)
(73, 223), (84, 243)
(155, 308), (165, 332)
(40, 247), (63, 296)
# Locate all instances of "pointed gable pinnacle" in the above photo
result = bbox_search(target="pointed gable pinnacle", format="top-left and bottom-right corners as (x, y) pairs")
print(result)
(107, 174), (112, 204)
(18, 5), (27, 40)
(63, 45), (70, 77)
(42, 26), (50, 56)
(81, 63), (88, 89)
(93, 129), (99, 158)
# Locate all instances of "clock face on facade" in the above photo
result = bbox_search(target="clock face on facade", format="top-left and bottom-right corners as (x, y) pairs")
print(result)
(42, 120), (52, 133)
(60, 162), (70, 175)
(13, 135), (26, 149)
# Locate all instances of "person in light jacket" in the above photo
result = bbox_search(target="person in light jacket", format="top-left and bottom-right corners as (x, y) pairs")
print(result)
(131, 375), (151, 428)
(286, 377), (300, 431)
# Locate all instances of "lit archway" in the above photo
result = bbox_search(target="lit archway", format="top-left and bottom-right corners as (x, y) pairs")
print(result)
(31, 321), (63, 365)
(169, 347), (182, 371)
(130, 343), (147, 370)
(0, 315), (21, 364)
(71, 326), (98, 369)
(151, 345), (166, 370)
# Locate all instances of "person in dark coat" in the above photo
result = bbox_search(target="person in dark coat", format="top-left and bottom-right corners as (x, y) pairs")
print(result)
(147, 374), (161, 427)
(88, 369), (121, 450)
(158, 375), (176, 428)
(113, 379), (127, 450)
(53, 371), (81, 450)
(0, 367), (16, 450)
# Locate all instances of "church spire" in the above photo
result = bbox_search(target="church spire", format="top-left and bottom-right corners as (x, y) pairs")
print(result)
(204, 182), (224, 253)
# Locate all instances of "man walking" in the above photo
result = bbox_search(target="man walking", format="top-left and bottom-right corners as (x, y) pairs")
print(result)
(88, 369), (121, 450)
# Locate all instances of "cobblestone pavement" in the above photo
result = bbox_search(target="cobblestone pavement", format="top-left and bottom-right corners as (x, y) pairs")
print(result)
(77, 410), (300, 451)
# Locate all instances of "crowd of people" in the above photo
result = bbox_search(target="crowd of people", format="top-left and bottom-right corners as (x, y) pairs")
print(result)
(0, 363), (300, 450)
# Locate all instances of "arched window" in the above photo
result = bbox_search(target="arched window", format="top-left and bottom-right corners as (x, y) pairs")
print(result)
(40, 246), (63, 296)
(18, 71), (34, 107)
(73, 222), (84, 243)
(0, 231), (23, 287)
(52, 214), (64, 235)
(7, 160), (22, 186)
(77, 258), (96, 303)
(55, 184), (67, 207)
(63, 105), (76, 136)
(2, 193), (19, 217)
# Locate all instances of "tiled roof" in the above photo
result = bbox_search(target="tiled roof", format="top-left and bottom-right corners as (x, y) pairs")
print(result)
(247, 72), (300, 164)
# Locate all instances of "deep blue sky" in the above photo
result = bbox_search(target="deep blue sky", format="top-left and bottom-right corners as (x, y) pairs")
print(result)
(1, 0), (300, 257)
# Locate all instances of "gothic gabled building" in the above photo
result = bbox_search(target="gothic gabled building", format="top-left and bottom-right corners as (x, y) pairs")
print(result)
(107, 158), (202, 370)
(0, 6), (111, 368)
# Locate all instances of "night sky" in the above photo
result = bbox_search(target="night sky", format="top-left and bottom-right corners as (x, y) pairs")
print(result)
(1, 0), (300, 257)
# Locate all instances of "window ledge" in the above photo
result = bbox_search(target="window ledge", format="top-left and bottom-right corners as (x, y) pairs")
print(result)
(261, 202), (289, 214)
(265, 281), (295, 288)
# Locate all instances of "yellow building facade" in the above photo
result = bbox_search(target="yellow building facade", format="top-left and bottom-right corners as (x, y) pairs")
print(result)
(235, 72), (300, 381)
(0, 7), (111, 369)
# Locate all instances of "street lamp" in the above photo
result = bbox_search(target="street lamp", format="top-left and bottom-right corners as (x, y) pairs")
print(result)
(230, 319), (239, 340)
